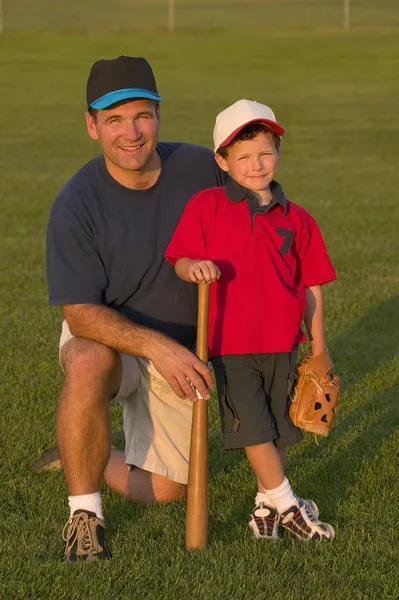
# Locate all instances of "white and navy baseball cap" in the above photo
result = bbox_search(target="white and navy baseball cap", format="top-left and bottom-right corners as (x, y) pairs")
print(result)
(213, 99), (285, 152)
(86, 55), (162, 110)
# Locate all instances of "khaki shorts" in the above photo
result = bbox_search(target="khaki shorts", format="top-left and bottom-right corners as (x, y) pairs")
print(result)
(59, 321), (193, 484)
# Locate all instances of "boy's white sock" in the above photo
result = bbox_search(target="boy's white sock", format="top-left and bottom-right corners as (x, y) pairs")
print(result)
(265, 477), (297, 514)
(68, 492), (104, 521)
(255, 491), (273, 507)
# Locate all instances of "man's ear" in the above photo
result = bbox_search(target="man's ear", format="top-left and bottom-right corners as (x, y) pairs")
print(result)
(85, 112), (99, 141)
(214, 152), (229, 172)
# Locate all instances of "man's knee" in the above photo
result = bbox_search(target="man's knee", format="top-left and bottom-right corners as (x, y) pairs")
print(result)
(127, 467), (187, 504)
(153, 480), (187, 503)
(60, 338), (121, 396)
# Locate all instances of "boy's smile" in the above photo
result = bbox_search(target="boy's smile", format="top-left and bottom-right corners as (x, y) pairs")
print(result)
(216, 131), (279, 204)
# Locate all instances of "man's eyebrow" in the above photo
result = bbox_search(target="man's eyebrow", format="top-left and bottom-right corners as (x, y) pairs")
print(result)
(103, 110), (154, 122)
(103, 113), (122, 123)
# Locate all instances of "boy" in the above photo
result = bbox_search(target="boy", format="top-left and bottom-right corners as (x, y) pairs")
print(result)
(165, 99), (336, 541)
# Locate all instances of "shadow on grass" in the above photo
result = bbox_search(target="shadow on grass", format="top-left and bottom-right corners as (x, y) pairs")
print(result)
(289, 384), (398, 519)
(204, 294), (399, 541)
(290, 294), (399, 504)
(28, 296), (399, 548)
(330, 294), (399, 384)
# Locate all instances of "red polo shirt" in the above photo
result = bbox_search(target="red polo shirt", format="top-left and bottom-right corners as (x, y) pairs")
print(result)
(165, 179), (336, 357)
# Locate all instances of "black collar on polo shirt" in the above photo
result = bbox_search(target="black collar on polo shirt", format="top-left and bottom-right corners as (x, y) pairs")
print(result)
(225, 177), (288, 217)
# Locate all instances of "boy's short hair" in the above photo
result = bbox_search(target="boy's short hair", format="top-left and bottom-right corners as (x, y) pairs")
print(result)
(216, 122), (281, 159)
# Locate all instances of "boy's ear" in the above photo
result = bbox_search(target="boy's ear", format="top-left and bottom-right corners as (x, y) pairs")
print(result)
(215, 152), (229, 172)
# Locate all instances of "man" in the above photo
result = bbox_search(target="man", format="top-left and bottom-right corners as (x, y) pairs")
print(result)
(43, 55), (226, 562)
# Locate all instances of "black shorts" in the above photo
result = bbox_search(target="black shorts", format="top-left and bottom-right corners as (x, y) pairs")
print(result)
(211, 351), (302, 450)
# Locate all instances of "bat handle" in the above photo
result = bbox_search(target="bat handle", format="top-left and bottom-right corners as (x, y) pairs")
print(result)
(185, 282), (210, 549)
(196, 282), (210, 363)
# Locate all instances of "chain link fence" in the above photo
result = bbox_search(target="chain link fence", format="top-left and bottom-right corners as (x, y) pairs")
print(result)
(2, 0), (399, 33)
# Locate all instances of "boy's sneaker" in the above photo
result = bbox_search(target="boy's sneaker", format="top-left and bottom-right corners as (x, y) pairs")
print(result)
(62, 510), (112, 562)
(249, 502), (281, 540)
(249, 498), (319, 541)
(280, 498), (335, 541)
(300, 498), (320, 522)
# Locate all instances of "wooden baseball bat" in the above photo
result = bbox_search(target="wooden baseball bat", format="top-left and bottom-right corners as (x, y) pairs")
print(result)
(185, 282), (210, 549)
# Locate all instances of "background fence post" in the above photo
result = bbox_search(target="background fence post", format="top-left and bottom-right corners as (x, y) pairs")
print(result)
(169, 0), (175, 33)
(344, 0), (350, 30)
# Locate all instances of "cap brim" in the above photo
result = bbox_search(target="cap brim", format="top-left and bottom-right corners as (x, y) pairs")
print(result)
(90, 88), (162, 109)
(218, 118), (285, 148)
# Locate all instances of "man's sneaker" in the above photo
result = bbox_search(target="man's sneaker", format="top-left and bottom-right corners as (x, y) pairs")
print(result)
(249, 503), (281, 540)
(32, 446), (117, 472)
(31, 447), (61, 471)
(62, 510), (112, 562)
(280, 498), (335, 541)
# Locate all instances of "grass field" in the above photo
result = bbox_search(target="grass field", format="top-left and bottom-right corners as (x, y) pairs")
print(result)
(0, 25), (399, 600)
(4, 0), (399, 31)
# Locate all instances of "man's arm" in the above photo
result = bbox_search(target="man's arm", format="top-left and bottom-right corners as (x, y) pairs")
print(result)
(63, 303), (213, 402)
(303, 285), (327, 356)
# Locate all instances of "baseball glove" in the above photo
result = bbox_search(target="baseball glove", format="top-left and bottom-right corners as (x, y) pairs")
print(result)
(289, 349), (339, 437)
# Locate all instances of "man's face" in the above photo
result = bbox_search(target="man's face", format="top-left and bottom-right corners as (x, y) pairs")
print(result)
(216, 132), (279, 192)
(86, 99), (161, 174)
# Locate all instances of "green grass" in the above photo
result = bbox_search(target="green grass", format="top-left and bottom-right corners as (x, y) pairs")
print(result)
(1, 28), (399, 600)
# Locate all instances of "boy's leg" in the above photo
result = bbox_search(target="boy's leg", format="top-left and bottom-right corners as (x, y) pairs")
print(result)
(276, 445), (286, 470)
(212, 353), (335, 542)
(212, 355), (285, 540)
(246, 442), (285, 491)
(248, 440), (332, 541)
(247, 441), (298, 541)
(260, 353), (334, 541)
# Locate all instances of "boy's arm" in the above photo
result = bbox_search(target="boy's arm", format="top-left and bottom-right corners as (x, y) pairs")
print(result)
(304, 285), (327, 356)
(165, 189), (220, 281)
(174, 258), (194, 282)
(175, 257), (220, 283)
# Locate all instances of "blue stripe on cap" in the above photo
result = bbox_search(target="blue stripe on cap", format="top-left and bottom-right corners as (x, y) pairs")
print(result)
(90, 88), (162, 109)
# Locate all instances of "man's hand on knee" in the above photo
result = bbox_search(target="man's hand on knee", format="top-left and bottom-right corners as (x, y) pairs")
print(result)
(150, 336), (213, 402)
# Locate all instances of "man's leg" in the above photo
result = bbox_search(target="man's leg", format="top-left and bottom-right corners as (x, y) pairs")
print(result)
(104, 449), (186, 504)
(57, 337), (121, 496)
(35, 338), (189, 510)
(58, 337), (121, 562)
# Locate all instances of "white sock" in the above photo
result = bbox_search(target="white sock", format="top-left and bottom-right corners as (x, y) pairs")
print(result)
(255, 491), (273, 507)
(265, 477), (297, 514)
(68, 492), (104, 521)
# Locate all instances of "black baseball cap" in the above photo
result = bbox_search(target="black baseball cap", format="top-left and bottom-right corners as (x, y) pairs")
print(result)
(86, 55), (162, 110)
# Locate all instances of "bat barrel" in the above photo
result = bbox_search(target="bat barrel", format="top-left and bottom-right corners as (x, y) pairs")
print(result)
(185, 282), (210, 549)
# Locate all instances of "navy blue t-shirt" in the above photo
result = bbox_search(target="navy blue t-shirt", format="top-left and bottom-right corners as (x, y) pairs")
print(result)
(46, 142), (227, 348)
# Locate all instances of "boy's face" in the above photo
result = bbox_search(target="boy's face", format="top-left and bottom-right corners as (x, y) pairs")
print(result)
(215, 131), (279, 192)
